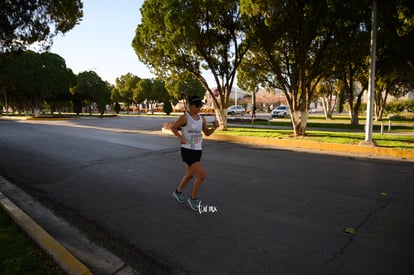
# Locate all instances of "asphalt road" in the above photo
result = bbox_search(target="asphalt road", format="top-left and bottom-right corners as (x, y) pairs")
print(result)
(0, 116), (413, 275)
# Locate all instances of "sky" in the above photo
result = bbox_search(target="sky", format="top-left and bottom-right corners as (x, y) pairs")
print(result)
(51, 0), (154, 84)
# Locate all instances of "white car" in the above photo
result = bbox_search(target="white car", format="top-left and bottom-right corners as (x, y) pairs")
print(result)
(228, 105), (245, 116)
(271, 105), (290, 118)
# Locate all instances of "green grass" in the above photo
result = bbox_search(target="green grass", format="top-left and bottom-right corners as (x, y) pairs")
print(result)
(239, 117), (414, 133)
(217, 127), (414, 149)
(0, 208), (65, 275)
(305, 131), (414, 149)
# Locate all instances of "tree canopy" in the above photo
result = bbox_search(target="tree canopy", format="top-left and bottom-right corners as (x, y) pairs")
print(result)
(114, 73), (140, 113)
(132, 0), (251, 129)
(239, 0), (414, 135)
(165, 73), (206, 105)
(0, 50), (74, 115)
(70, 71), (110, 115)
(239, 0), (372, 135)
(1, 0), (83, 51)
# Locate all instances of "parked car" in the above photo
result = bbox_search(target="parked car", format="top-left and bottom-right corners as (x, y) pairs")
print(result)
(271, 105), (290, 118)
(228, 105), (245, 116)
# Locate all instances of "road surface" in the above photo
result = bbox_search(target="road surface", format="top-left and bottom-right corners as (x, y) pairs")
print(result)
(0, 116), (413, 274)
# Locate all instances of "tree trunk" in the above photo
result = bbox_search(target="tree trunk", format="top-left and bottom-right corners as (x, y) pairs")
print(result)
(321, 96), (335, 120)
(348, 88), (364, 125)
(33, 97), (42, 117)
(375, 90), (388, 121)
(350, 109), (359, 125)
(291, 110), (308, 136)
(126, 102), (130, 114)
(215, 108), (228, 130)
(50, 105), (55, 115)
(206, 84), (231, 131)
(376, 105), (385, 121)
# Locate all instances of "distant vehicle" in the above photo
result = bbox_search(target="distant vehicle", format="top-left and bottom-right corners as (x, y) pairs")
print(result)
(271, 105), (290, 118)
(228, 105), (245, 116)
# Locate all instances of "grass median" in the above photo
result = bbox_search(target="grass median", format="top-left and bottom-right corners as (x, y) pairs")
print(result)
(0, 207), (65, 274)
(218, 127), (414, 149)
(220, 115), (414, 150)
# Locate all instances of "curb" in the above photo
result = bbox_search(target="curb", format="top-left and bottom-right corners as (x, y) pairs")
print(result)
(0, 192), (92, 275)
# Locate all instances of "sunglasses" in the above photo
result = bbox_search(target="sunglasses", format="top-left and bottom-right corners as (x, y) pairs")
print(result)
(194, 102), (202, 107)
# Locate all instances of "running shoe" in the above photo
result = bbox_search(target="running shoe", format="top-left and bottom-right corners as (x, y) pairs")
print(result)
(187, 198), (200, 211)
(173, 190), (185, 203)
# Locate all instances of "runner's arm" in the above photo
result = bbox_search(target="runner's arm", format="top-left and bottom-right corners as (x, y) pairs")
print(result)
(202, 117), (218, 136)
(171, 115), (187, 144)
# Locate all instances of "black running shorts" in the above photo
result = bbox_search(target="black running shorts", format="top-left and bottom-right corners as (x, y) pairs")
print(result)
(181, 147), (202, 166)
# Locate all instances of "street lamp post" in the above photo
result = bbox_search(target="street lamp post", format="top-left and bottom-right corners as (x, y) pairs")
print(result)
(362, 0), (377, 146)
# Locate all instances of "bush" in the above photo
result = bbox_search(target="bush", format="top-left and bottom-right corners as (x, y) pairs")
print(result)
(163, 101), (173, 115)
(114, 102), (121, 114)
(385, 100), (406, 114)
(404, 99), (414, 113)
(73, 102), (82, 115)
(97, 101), (106, 116)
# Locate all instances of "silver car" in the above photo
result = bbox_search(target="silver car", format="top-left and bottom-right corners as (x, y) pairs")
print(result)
(271, 105), (290, 118)
(228, 105), (245, 116)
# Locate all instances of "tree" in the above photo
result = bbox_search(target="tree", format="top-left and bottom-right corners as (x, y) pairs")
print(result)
(331, 2), (370, 125)
(132, 0), (250, 129)
(0, 50), (73, 116)
(134, 78), (152, 112)
(164, 73), (206, 105)
(152, 79), (171, 115)
(374, 73), (412, 120)
(240, 0), (365, 135)
(114, 73), (140, 114)
(336, 61), (369, 125)
(110, 86), (122, 114)
(70, 71), (109, 115)
(316, 79), (338, 120)
(253, 89), (282, 112)
(103, 81), (115, 114)
(134, 78), (171, 114)
(0, 50), (40, 114)
(405, 99), (414, 113)
(40, 52), (75, 114)
(237, 51), (270, 118)
(1, 0), (83, 51)
(336, 1), (414, 125)
(163, 101), (173, 115)
(94, 81), (111, 116)
(377, 0), (414, 74)
(373, 1), (414, 120)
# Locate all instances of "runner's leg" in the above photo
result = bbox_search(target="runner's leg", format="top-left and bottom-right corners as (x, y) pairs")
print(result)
(189, 162), (205, 199)
(177, 166), (193, 192)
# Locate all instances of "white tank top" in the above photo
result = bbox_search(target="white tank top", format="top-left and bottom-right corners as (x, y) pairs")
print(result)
(181, 112), (203, 150)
